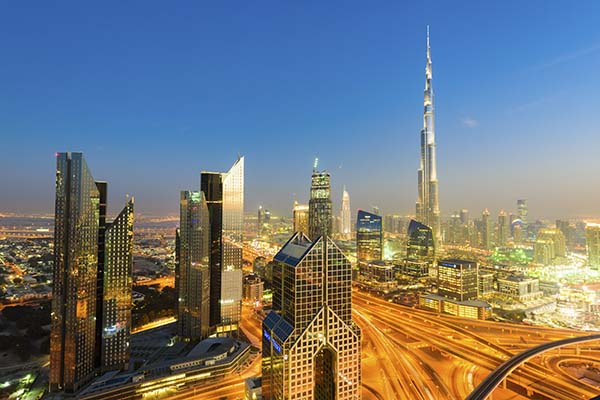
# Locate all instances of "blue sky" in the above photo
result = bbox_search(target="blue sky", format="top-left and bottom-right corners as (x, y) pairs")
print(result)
(1, 1), (599, 219)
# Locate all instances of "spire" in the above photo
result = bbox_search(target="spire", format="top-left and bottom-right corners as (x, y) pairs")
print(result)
(313, 157), (319, 173)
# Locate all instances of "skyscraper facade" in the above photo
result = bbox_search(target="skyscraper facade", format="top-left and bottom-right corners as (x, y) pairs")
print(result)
(415, 27), (441, 244)
(51, 152), (101, 392)
(481, 209), (492, 250)
(497, 210), (508, 246)
(586, 223), (600, 270)
(100, 197), (134, 370)
(177, 191), (211, 340)
(356, 210), (383, 262)
(201, 156), (244, 334)
(292, 201), (309, 234)
(262, 233), (361, 400)
(340, 187), (351, 239)
(517, 199), (528, 223)
(437, 259), (478, 301)
(308, 159), (332, 240)
(406, 219), (435, 261)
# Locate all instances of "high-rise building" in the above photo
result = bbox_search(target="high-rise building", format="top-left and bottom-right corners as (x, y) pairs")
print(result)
(517, 199), (528, 223)
(586, 223), (600, 270)
(406, 219), (435, 261)
(292, 201), (309, 234)
(356, 210), (383, 262)
(437, 259), (478, 302)
(308, 158), (332, 240)
(99, 197), (134, 371)
(536, 228), (566, 262)
(481, 209), (492, 250)
(372, 206), (380, 216)
(258, 205), (265, 233)
(201, 156), (244, 334)
(340, 187), (351, 239)
(497, 210), (509, 246)
(415, 27), (441, 245)
(460, 209), (469, 225)
(262, 233), (361, 400)
(177, 191), (211, 340)
(51, 152), (100, 392)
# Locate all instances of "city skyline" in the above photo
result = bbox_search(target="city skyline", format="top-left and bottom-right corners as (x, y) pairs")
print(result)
(1, 2), (600, 219)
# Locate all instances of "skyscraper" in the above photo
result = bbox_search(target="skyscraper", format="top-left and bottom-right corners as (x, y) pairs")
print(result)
(340, 187), (351, 239)
(586, 223), (600, 270)
(308, 159), (332, 240)
(176, 191), (211, 340)
(356, 210), (383, 262)
(201, 156), (244, 334)
(51, 152), (101, 392)
(262, 233), (361, 400)
(438, 259), (478, 301)
(415, 26), (441, 244)
(99, 197), (134, 371)
(481, 209), (492, 250)
(292, 201), (309, 234)
(497, 210), (508, 246)
(406, 219), (435, 261)
(517, 199), (528, 223)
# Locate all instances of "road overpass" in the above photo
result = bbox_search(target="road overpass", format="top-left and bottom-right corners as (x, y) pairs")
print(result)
(466, 334), (600, 400)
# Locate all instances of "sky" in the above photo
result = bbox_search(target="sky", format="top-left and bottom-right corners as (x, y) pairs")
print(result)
(1, 1), (599, 220)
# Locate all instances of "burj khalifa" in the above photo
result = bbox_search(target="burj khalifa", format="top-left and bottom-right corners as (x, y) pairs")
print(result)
(416, 26), (441, 245)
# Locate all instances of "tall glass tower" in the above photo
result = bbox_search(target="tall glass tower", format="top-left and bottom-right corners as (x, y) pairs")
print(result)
(340, 187), (351, 239)
(51, 152), (101, 392)
(416, 26), (441, 245)
(356, 210), (383, 262)
(99, 197), (134, 370)
(262, 233), (361, 399)
(176, 191), (210, 340)
(201, 156), (244, 334)
(308, 159), (332, 240)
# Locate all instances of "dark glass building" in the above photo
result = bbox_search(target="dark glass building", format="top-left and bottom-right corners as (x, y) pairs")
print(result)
(262, 233), (361, 400)
(201, 156), (244, 335)
(51, 152), (101, 392)
(406, 219), (435, 260)
(308, 161), (332, 240)
(356, 210), (383, 262)
(176, 191), (211, 340)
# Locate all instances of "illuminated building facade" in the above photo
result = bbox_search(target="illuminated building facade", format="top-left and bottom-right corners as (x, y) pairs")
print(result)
(262, 233), (361, 400)
(406, 219), (435, 261)
(481, 209), (492, 249)
(177, 191), (211, 340)
(497, 210), (508, 246)
(586, 223), (600, 269)
(415, 27), (441, 245)
(356, 210), (383, 263)
(51, 152), (101, 392)
(201, 156), (244, 334)
(99, 197), (134, 370)
(308, 159), (333, 240)
(292, 201), (309, 234)
(517, 199), (528, 223)
(340, 187), (351, 239)
(437, 259), (478, 302)
(498, 275), (543, 302)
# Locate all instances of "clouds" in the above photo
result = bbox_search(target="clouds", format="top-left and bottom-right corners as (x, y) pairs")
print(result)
(529, 42), (600, 72)
(461, 117), (479, 128)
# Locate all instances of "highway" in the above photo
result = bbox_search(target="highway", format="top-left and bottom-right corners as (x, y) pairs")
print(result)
(466, 334), (600, 400)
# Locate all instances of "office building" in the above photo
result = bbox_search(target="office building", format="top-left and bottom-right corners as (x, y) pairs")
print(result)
(262, 233), (361, 400)
(308, 158), (333, 240)
(437, 259), (478, 302)
(586, 223), (600, 269)
(292, 201), (309, 234)
(497, 210), (509, 246)
(460, 209), (469, 225)
(98, 197), (134, 371)
(415, 27), (441, 245)
(356, 210), (383, 262)
(517, 199), (528, 223)
(51, 152), (100, 392)
(201, 156), (244, 334)
(481, 209), (492, 249)
(177, 191), (211, 340)
(340, 187), (351, 239)
(242, 274), (264, 303)
(498, 275), (543, 302)
(406, 219), (435, 260)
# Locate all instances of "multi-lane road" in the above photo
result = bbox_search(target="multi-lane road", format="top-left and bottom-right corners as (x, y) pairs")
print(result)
(174, 290), (600, 400)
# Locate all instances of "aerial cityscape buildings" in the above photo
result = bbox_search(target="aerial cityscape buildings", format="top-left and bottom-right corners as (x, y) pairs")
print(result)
(356, 210), (383, 263)
(340, 187), (351, 240)
(308, 159), (333, 240)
